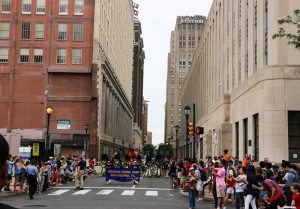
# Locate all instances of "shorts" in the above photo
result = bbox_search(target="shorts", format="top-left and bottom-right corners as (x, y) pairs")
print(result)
(226, 187), (235, 194)
(216, 188), (226, 198)
(196, 180), (203, 191)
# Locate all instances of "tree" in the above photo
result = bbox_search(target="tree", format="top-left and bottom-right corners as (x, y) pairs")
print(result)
(157, 143), (174, 158)
(142, 144), (156, 158)
(272, 9), (300, 49)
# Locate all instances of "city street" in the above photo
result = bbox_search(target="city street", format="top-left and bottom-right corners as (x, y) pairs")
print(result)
(0, 175), (221, 209)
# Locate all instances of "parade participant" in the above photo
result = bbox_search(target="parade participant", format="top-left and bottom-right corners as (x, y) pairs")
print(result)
(0, 134), (18, 209)
(75, 157), (85, 190)
(291, 183), (300, 209)
(27, 161), (38, 199)
(187, 167), (198, 209)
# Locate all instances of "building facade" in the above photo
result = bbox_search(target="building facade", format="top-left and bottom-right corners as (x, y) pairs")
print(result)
(146, 131), (152, 145)
(165, 16), (205, 150)
(93, 0), (135, 160)
(142, 101), (148, 144)
(0, 0), (96, 157)
(181, 0), (300, 163)
(132, 20), (145, 151)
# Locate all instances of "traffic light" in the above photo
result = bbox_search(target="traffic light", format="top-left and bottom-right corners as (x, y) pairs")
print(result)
(195, 126), (204, 135)
(188, 122), (194, 135)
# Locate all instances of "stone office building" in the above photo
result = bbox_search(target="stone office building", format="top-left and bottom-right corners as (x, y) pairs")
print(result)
(181, 0), (300, 163)
(132, 20), (145, 151)
(165, 16), (205, 149)
(93, 0), (135, 160)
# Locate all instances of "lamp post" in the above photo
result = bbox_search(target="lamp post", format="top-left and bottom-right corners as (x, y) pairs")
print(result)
(175, 125), (180, 159)
(84, 124), (89, 158)
(45, 106), (53, 160)
(184, 105), (191, 158)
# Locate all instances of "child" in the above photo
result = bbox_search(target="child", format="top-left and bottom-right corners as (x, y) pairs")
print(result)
(291, 183), (300, 209)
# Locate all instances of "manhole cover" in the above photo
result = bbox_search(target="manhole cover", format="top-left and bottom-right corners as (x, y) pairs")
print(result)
(22, 205), (47, 208)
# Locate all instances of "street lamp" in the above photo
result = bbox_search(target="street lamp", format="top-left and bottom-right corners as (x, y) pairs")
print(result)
(175, 125), (180, 159)
(184, 105), (191, 158)
(45, 106), (53, 160)
(84, 124), (89, 157)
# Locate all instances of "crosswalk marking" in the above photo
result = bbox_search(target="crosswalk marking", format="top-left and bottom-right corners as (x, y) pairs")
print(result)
(121, 190), (135, 196)
(145, 191), (158, 196)
(48, 189), (70, 196)
(72, 189), (91, 195)
(97, 190), (114, 195)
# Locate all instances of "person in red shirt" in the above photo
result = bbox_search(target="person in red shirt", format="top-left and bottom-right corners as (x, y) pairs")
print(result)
(291, 183), (300, 209)
(185, 160), (192, 176)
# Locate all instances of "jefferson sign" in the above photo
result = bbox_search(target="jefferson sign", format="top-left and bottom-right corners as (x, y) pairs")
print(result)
(180, 17), (204, 24)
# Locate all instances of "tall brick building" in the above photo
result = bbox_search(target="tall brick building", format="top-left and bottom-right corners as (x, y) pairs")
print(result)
(0, 0), (139, 160)
(0, 0), (96, 156)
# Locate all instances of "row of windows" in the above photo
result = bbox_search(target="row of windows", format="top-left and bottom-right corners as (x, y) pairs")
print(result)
(1, 0), (84, 15)
(0, 22), (83, 41)
(0, 47), (83, 64)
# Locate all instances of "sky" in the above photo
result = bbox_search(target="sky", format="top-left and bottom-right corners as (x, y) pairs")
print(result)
(134, 0), (213, 146)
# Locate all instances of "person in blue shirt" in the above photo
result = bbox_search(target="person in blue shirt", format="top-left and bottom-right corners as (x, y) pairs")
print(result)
(27, 161), (38, 199)
(4, 155), (14, 192)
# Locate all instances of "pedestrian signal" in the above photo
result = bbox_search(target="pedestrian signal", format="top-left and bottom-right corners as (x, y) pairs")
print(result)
(195, 126), (204, 135)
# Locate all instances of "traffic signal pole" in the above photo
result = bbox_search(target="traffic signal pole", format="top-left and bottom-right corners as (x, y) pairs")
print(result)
(193, 103), (196, 160)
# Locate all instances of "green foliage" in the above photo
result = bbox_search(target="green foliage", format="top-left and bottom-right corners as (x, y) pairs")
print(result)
(157, 143), (174, 158)
(142, 144), (156, 158)
(272, 9), (300, 49)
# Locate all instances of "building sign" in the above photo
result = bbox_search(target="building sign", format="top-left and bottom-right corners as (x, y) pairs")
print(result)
(32, 142), (40, 156)
(105, 167), (141, 182)
(180, 17), (204, 24)
(57, 120), (71, 130)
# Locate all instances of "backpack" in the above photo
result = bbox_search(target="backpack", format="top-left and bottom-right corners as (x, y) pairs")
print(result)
(289, 170), (299, 183)
(199, 170), (207, 181)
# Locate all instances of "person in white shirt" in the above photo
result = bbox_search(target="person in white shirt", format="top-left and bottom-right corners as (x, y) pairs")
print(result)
(231, 166), (247, 209)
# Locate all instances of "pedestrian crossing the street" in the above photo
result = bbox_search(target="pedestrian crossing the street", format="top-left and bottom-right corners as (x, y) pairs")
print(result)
(47, 188), (161, 197)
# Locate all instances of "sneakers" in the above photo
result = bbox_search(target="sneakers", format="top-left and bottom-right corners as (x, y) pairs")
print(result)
(197, 198), (203, 202)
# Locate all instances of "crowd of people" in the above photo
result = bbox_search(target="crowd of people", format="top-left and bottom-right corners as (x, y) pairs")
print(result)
(1, 153), (96, 199)
(163, 150), (300, 209)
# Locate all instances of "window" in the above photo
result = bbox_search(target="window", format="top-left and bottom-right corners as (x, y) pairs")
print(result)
(58, 23), (67, 40)
(243, 118), (248, 156)
(288, 111), (300, 163)
(57, 48), (66, 64)
(20, 48), (29, 63)
(264, 0), (268, 66)
(35, 23), (44, 40)
(34, 48), (43, 63)
(74, 0), (84, 15)
(21, 22), (30, 39)
(73, 23), (83, 41)
(253, 114), (259, 161)
(235, 122), (239, 159)
(36, 0), (45, 14)
(0, 22), (10, 39)
(0, 48), (8, 63)
(1, 0), (10, 13)
(59, 0), (68, 15)
(72, 48), (82, 64)
(22, 0), (32, 14)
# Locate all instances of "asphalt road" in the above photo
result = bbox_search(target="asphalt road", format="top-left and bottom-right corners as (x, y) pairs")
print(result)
(0, 175), (219, 209)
